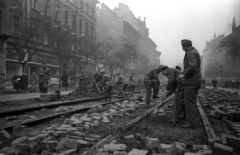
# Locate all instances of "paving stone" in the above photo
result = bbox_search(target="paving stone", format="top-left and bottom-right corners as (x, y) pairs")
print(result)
(103, 144), (127, 151)
(56, 138), (78, 151)
(192, 145), (209, 151)
(184, 153), (207, 155)
(92, 116), (102, 120)
(96, 105), (105, 112)
(12, 125), (27, 137)
(5, 116), (18, 121)
(11, 136), (27, 145)
(28, 134), (48, 143)
(77, 139), (90, 145)
(94, 120), (100, 125)
(41, 150), (50, 155)
(102, 117), (111, 123)
(142, 137), (160, 150)
(58, 149), (77, 155)
(113, 151), (128, 155)
(226, 136), (240, 149)
(0, 147), (17, 155)
(123, 135), (138, 148)
(0, 130), (11, 139)
(72, 131), (85, 137)
(12, 144), (30, 155)
(127, 149), (148, 155)
(212, 143), (233, 155)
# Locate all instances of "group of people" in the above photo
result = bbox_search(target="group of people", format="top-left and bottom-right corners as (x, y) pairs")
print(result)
(201, 78), (240, 90)
(11, 72), (29, 93)
(143, 39), (202, 128)
(92, 71), (137, 101)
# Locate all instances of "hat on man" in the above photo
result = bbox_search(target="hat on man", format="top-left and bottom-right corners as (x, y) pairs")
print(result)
(181, 39), (192, 46)
(100, 71), (105, 74)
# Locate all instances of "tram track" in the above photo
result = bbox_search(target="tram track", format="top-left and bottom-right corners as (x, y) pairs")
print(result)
(0, 91), (142, 130)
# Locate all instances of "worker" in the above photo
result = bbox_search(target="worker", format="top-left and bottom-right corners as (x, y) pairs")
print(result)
(212, 77), (217, 89)
(143, 65), (165, 107)
(38, 62), (51, 94)
(201, 78), (206, 89)
(178, 39), (202, 128)
(100, 71), (113, 101)
(116, 73), (125, 96)
(161, 66), (181, 98)
(128, 73), (136, 92)
(161, 66), (185, 121)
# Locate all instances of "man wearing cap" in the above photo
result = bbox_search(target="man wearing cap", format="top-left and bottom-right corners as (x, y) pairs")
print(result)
(143, 65), (165, 106)
(161, 66), (181, 98)
(178, 39), (202, 128)
(100, 71), (113, 101)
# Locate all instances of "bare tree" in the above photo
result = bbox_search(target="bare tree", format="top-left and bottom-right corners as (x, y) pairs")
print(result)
(7, 20), (45, 73)
(46, 24), (73, 88)
(74, 36), (95, 75)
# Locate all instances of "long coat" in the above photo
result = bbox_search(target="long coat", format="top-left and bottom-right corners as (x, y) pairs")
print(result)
(20, 75), (28, 90)
(38, 67), (51, 88)
(62, 73), (68, 87)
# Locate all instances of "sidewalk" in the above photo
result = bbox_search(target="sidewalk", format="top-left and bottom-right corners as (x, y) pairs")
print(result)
(0, 90), (72, 102)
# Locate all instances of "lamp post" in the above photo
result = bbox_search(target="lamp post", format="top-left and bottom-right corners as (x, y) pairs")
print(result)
(0, 33), (10, 81)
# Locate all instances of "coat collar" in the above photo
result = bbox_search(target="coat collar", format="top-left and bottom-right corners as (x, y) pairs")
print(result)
(185, 47), (195, 54)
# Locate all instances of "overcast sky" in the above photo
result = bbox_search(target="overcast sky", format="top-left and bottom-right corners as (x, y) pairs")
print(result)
(99, 0), (240, 67)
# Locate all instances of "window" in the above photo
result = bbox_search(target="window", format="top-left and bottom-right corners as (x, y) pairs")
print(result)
(65, 9), (69, 25)
(79, 19), (82, 35)
(86, 3), (89, 14)
(55, 5), (60, 20)
(92, 8), (95, 18)
(32, 0), (38, 10)
(81, 1), (84, 10)
(85, 23), (88, 35)
(45, 0), (50, 15)
(0, 11), (2, 33)
(12, 16), (19, 37)
(72, 15), (76, 29)
(91, 25), (94, 36)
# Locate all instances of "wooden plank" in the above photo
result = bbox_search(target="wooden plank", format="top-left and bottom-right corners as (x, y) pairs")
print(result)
(197, 98), (216, 140)
(124, 95), (174, 131)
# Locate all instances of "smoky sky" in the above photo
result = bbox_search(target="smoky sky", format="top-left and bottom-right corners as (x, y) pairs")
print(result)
(99, 0), (240, 67)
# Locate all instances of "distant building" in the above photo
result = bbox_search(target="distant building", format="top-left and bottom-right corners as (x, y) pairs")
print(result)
(113, 3), (160, 66)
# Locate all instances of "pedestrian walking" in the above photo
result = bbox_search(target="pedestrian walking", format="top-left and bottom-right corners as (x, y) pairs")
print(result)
(11, 73), (21, 93)
(100, 71), (113, 101)
(212, 77), (217, 89)
(178, 39), (202, 128)
(143, 65), (165, 106)
(30, 72), (38, 92)
(19, 72), (28, 93)
(38, 62), (51, 94)
(62, 70), (68, 91)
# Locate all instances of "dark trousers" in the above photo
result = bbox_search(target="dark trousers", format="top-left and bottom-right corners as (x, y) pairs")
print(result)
(143, 75), (159, 105)
(178, 85), (199, 126)
(39, 83), (48, 93)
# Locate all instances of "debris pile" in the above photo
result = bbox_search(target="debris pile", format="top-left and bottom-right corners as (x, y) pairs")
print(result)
(199, 88), (240, 155)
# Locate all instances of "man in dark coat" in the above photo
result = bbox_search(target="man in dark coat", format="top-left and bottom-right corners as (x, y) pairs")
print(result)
(128, 73), (136, 92)
(178, 39), (202, 128)
(162, 66), (181, 98)
(11, 73), (21, 93)
(38, 62), (51, 93)
(62, 70), (68, 91)
(201, 78), (206, 89)
(100, 71), (113, 101)
(116, 73), (125, 96)
(20, 72), (28, 93)
(212, 77), (217, 89)
(143, 65), (165, 106)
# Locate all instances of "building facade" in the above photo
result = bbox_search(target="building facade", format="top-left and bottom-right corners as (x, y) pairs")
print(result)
(113, 3), (161, 66)
(0, 0), (98, 81)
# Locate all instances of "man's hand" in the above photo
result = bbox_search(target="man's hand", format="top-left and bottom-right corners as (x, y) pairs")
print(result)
(178, 74), (184, 79)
